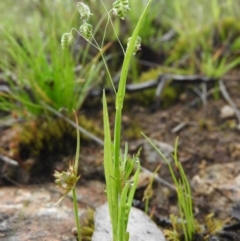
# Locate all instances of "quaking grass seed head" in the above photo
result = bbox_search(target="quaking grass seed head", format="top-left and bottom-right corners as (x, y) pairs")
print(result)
(77, 2), (93, 22)
(79, 22), (93, 40)
(127, 36), (142, 55)
(113, 0), (130, 20)
(53, 162), (80, 206)
(54, 163), (80, 192)
(61, 32), (74, 49)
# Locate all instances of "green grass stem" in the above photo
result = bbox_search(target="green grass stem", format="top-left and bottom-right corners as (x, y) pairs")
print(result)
(113, 0), (152, 195)
(103, 90), (118, 241)
(72, 187), (82, 241)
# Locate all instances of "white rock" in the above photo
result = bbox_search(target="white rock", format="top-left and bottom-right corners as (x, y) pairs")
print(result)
(220, 105), (235, 119)
(92, 202), (166, 241)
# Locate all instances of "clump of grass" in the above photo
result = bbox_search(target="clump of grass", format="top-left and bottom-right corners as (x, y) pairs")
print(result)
(142, 134), (231, 241)
(54, 1), (152, 241)
(102, 1), (152, 239)
(143, 135), (195, 241)
(0, 0), (103, 118)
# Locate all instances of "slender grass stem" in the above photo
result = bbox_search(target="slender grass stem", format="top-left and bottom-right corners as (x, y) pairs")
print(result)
(100, 0), (125, 54)
(70, 28), (99, 49)
(73, 110), (80, 174)
(78, 30), (117, 94)
(72, 187), (81, 241)
(99, 50), (117, 94)
(113, 0), (152, 196)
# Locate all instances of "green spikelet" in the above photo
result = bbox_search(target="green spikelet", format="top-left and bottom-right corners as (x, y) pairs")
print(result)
(77, 2), (93, 22)
(127, 36), (141, 55)
(79, 22), (93, 40)
(61, 32), (74, 49)
(113, 0), (130, 20)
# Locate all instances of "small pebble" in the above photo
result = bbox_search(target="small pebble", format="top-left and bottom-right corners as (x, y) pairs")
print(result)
(220, 105), (235, 119)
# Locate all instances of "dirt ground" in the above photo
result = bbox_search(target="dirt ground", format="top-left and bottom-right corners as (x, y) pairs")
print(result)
(1, 76), (240, 240)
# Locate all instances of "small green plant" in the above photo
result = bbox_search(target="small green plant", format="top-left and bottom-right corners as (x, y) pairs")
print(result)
(102, 1), (152, 239)
(55, 1), (152, 241)
(142, 134), (230, 241)
(164, 213), (230, 241)
(164, 214), (186, 241)
(142, 134), (195, 241)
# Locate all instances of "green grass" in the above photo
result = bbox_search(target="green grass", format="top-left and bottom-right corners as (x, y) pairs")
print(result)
(54, 1), (152, 240)
(86, 0), (240, 86)
(102, 1), (152, 238)
(142, 134), (195, 241)
(1, 0), (240, 119)
(161, 0), (240, 76)
(0, 0), (103, 118)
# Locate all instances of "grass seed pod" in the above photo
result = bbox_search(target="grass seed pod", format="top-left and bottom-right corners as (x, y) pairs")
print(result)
(77, 2), (92, 22)
(61, 33), (74, 49)
(79, 22), (93, 40)
(113, 0), (130, 20)
(127, 36), (141, 55)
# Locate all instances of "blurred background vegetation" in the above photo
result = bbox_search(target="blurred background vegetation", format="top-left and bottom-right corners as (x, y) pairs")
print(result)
(0, 0), (240, 117)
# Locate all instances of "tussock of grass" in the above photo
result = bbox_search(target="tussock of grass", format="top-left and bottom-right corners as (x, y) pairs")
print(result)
(0, 0), (102, 117)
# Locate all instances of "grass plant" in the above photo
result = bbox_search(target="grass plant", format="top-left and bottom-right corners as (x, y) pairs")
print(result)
(127, 133), (229, 240)
(53, 111), (81, 241)
(102, 2), (152, 239)
(0, 0), (103, 118)
(142, 134), (195, 241)
(54, 1), (152, 241)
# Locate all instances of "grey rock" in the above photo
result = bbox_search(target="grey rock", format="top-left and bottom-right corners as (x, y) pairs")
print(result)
(92, 202), (166, 241)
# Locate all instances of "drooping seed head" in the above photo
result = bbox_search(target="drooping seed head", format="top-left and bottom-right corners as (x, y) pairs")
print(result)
(127, 36), (142, 55)
(77, 2), (93, 22)
(79, 22), (93, 40)
(53, 163), (80, 192)
(113, 0), (130, 20)
(61, 32), (74, 49)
